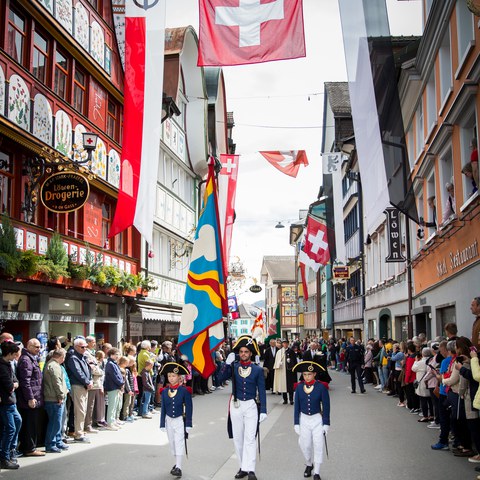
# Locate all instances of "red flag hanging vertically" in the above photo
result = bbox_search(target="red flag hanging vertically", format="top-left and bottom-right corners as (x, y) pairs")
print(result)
(218, 154), (239, 280)
(109, 0), (166, 245)
(198, 0), (306, 66)
(299, 262), (308, 301)
(260, 150), (308, 177)
(298, 215), (330, 271)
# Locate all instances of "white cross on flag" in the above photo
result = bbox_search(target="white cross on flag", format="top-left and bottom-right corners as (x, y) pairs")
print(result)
(198, 0), (306, 66)
(260, 150), (308, 177)
(299, 215), (330, 272)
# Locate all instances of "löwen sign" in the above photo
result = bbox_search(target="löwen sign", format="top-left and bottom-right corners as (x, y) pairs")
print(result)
(40, 172), (90, 213)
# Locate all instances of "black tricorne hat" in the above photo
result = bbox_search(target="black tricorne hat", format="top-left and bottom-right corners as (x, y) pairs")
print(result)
(292, 361), (325, 374)
(160, 362), (189, 376)
(232, 335), (260, 356)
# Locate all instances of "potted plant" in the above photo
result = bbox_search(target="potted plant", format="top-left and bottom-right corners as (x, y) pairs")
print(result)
(0, 214), (21, 277)
(37, 233), (70, 280)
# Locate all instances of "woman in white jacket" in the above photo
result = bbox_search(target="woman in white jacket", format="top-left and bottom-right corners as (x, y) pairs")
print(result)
(412, 348), (434, 422)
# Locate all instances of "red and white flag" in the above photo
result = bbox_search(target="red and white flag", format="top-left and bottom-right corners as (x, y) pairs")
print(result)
(299, 262), (308, 301)
(260, 150), (308, 177)
(299, 215), (330, 272)
(217, 154), (240, 280)
(109, 0), (166, 245)
(198, 0), (306, 66)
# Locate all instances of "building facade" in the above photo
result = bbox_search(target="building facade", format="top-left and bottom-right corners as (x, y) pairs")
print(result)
(0, 0), (139, 346)
(401, 0), (480, 338)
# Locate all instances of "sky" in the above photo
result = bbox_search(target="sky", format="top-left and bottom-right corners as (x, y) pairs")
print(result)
(165, 0), (423, 305)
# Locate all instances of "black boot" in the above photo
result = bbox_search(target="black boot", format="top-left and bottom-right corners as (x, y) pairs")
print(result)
(304, 465), (313, 477)
(235, 470), (248, 479)
(171, 466), (182, 477)
(313, 474), (321, 480)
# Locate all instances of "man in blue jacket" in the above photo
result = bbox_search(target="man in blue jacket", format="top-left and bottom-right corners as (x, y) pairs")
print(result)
(226, 336), (267, 480)
(65, 338), (92, 443)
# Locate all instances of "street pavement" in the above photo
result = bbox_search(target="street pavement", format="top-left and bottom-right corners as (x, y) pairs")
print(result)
(2, 370), (476, 479)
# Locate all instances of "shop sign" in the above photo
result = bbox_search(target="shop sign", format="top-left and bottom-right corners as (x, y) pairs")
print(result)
(437, 239), (479, 278)
(385, 207), (406, 262)
(249, 284), (262, 293)
(40, 172), (89, 213)
(333, 266), (350, 279)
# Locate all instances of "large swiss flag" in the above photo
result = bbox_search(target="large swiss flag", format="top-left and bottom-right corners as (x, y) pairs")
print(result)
(198, 0), (305, 66)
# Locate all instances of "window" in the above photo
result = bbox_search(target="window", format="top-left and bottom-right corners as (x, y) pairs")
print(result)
(7, 8), (26, 65)
(344, 205), (358, 241)
(438, 28), (452, 104)
(347, 270), (361, 299)
(426, 70), (436, 134)
(32, 31), (49, 83)
(49, 298), (83, 314)
(2, 292), (28, 312)
(415, 100), (424, 157)
(102, 202), (111, 248)
(456, 0), (474, 66)
(73, 68), (87, 114)
(87, 0), (100, 10)
(0, 151), (13, 215)
(107, 99), (117, 140)
(54, 50), (69, 100)
(406, 123), (415, 170)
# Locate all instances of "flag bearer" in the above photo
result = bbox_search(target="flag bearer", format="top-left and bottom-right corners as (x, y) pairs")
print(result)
(159, 362), (193, 478)
(225, 335), (267, 480)
(292, 361), (331, 480)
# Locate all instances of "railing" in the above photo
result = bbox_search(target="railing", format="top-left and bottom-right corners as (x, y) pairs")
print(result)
(333, 296), (363, 323)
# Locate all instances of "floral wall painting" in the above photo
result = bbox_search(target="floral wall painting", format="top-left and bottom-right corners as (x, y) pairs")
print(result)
(90, 22), (105, 68)
(38, 0), (54, 14)
(112, 0), (126, 69)
(8, 74), (30, 131)
(14, 228), (24, 250)
(74, 2), (89, 51)
(33, 94), (53, 145)
(26, 231), (37, 252)
(39, 235), (48, 254)
(55, 0), (73, 34)
(0, 65), (5, 116)
(92, 138), (107, 179)
(73, 123), (87, 162)
(54, 110), (72, 156)
(108, 149), (120, 188)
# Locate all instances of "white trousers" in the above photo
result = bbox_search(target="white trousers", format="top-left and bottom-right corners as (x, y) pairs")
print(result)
(166, 415), (185, 457)
(299, 413), (324, 473)
(230, 398), (258, 472)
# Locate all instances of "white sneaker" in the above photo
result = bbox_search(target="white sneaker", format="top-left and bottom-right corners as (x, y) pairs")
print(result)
(210, 386), (216, 391)
(218, 386), (224, 390)
(105, 424), (119, 431)
(374, 385), (382, 390)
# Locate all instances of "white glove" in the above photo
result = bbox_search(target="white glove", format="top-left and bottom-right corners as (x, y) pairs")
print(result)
(186, 427), (192, 433)
(226, 352), (236, 365)
(322, 425), (329, 435)
(259, 413), (267, 423)
(160, 427), (166, 433)
(294, 425), (300, 435)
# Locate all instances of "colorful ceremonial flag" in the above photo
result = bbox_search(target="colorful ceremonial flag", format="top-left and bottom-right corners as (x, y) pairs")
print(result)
(198, 0), (306, 66)
(265, 304), (281, 342)
(217, 154), (240, 280)
(260, 150), (309, 177)
(251, 311), (265, 335)
(178, 160), (228, 378)
(338, 0), (418, 234)
(228, 295), (240, 320)
(109, 0), (166, 245)
(299, 215), (330, 271)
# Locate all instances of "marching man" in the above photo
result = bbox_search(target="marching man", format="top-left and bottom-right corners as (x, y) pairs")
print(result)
(292, 361), (331, 480)
(159, 362), (193, 478)
(226, 335), (267, 480)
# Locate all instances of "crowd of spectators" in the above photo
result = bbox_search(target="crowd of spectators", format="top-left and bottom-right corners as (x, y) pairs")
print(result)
(0, 333), (229, 470)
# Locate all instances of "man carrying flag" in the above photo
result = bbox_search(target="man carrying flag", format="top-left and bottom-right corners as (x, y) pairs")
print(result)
(225, 336), (267, 480)
(178, 158), (228, 378)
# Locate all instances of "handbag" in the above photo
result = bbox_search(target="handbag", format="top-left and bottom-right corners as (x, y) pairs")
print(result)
(433, 385), (440, 398)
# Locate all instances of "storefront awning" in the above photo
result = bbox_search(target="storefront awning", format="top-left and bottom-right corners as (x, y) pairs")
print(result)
(139, 307), (181, 323)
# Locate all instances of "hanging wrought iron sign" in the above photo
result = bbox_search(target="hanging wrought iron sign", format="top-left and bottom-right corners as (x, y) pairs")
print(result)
(40, 172), (90, 213)
(385, 207), (406, 262)
(249, 284), (262, 293)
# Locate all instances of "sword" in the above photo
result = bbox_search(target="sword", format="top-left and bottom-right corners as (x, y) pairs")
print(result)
(183, 414), (188, 459)
(323, 432), (329, 459)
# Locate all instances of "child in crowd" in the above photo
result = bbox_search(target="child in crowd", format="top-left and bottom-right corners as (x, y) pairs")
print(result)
(118, 356), (130, 425)
(93, 350), (106, 428)
(160, 362), (193, 478)
(127, 356), (139, 417)
(141, 360), (155, 419)
(337, 350), (345, 372)
(104, 348), (124, 431)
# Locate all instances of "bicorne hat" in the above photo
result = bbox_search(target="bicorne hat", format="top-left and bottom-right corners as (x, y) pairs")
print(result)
(292, 361), (325, 374)
(160, 362), (189, 376)
(232, 335), (260, 356)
